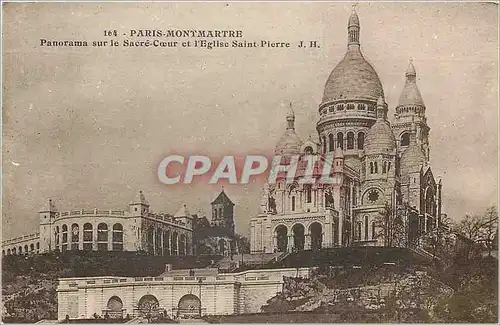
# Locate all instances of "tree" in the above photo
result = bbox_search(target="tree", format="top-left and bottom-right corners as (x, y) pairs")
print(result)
(235, 234), (250, 254)
(374, 202), (406, 247)
(454, 206), (498, 256)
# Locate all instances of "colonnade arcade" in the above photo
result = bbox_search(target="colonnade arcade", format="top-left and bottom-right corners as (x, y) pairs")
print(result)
(273, 221), (325, 252)
(3, 242), (40, 256)
(54, 222), (124, 252)
(145, 226), (190, 256)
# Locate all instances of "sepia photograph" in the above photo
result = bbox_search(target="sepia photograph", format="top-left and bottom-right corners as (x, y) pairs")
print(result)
(1, 2), (498, 323)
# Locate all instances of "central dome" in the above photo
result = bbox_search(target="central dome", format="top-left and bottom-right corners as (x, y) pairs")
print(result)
(321, 11), (384, 106)
(322, 50), (384, 104)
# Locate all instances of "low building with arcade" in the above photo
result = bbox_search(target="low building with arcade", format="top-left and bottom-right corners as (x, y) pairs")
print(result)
(2, 191), (194, 257)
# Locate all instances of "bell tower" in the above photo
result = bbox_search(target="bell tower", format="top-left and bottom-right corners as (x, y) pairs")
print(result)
(392, 59), (430, 161)
(211, 188), (235, 234)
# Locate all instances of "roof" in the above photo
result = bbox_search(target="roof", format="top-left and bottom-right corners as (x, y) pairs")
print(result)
(400, 136), (426, 174)
(275, 129), (302, 155)
(39, 199), (57, 212)
(211, 190), (234, 206)
(364, 119), (396, 155)
(398, 60), (425, 107)
(322, 48), (384, 105)
(321, 12), (383, 105)
(129, 191), (149, 206)
(174, 204), (192, 218)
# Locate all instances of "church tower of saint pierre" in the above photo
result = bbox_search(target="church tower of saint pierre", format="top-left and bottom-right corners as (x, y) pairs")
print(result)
(249, 8), (443, 254)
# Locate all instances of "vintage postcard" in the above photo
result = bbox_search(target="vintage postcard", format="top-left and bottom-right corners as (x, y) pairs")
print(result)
(1, 2), (498, 324)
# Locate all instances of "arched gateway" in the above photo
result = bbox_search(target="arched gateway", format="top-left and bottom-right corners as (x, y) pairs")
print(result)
(137, 295), (160, 318)
(177, 294), (201, 318)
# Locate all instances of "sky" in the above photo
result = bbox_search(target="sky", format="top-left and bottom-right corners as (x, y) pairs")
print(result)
(2, 2), (498, 238)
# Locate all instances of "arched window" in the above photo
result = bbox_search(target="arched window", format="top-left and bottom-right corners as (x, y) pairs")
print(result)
(371, 222), (376, 239)
(364, 216), (369, 240)
(328, 134), (334, 152)
(97, 223), (108, 251)
(291, 196), (296, 212)
(304, 146), (313, 155)
(55, 226), (60, 248)
(374, 162), (378, 173)
(112, 224), (123, 251)
(370, 162), (374, 174)
(62, 224), (68, 252)
(337, 132), (344, 149)
(7, 249), (11, 255)
(322, 136), (327, 153)
(401, 133), (410, 146)
(214, 208), (218, 219)
(155, 228), (162, 255)
(179, 234), (187, 255)
(30, 244), (34, 252)
(163, 231), (170, 256)
(357, 222), (362, 240)
(24, 245), (28, 254)
(357, 132), (365, 150)
(347, 132), (354, 149)
(71, 223), (79, 250)
(171, 232), (178, 255)
(305, 185), (312, 203)
(387, 162), (391, 172)
(36, 242), (39, 251)
(83, 223), (93, 251)
(382, 161), (387, 174)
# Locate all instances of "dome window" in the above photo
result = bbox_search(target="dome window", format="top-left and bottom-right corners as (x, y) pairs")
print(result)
(347, 132), (355, 149)
(357, 104), (366, 110)
(304, 146), (313, 154)
(401, 133), (410, 146)
(329, 106), (334, 113)
(336, 132), (344, 150)
(347, 103), (355, 110)
(368, 105), (375, 112)
(336, 104), (344, 111)
(357, 132), (365, 150)
(328, 134), (334, 152)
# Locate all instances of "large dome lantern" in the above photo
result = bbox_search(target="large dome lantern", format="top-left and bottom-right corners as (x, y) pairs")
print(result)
(320, 9), (384, 108)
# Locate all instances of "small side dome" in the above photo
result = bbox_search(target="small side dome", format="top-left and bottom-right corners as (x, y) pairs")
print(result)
(275, 104), (303, 155)
(398, 59), (425, 107)
(364, 120), (396, 155)
(275, 130), (302, 155)
(129, 190), (149, 206)
(174, 204), (192, 219)
(334, 146), (344, 159)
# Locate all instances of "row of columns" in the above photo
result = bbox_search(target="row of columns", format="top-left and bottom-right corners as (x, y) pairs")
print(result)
(55, 225), (123, 251)
(148, 228), (190, 256)
(4, 243), (40, 255)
